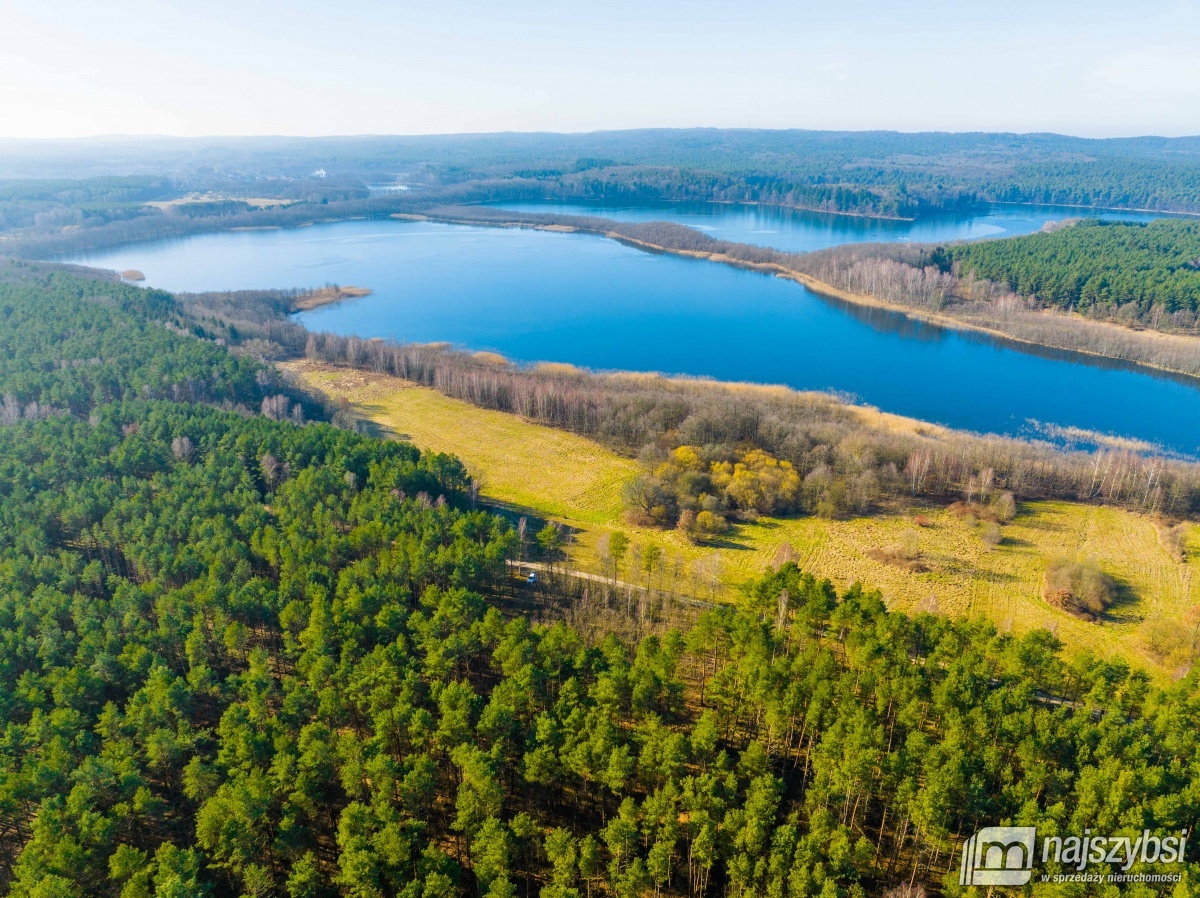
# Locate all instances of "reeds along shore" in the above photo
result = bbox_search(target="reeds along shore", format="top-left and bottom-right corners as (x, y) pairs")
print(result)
(417, 205), (1200, 380)
(290, 284), (372, 311)
(299, 332), (1200, 520)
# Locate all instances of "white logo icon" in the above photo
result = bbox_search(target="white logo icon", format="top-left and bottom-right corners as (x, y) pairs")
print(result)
(960, 826), (1037, 886)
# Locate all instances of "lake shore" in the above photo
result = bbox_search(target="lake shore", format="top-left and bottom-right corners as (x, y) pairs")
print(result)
(399, 211), (1200, 384)
(291, 284), (373, 311)
(613, 235), (1200, 384)
(994, 200), (1200, 218)
(706, 198), (913, 220)
(59, 212), (1200, 451)
(538, 199), (917, 222)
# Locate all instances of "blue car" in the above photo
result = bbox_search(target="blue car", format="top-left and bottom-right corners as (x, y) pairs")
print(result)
(527, 572), (538, 585)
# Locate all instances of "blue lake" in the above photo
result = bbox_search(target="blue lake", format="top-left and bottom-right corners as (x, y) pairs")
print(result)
(63, 216), (1200, 456)
(490, 199), (1169, 253)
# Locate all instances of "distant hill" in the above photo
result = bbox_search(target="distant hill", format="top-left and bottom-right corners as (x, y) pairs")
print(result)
(4, 129), (1200, 216)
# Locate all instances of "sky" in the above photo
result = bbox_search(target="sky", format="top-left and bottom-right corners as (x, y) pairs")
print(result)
(2, 0), (1200, 139)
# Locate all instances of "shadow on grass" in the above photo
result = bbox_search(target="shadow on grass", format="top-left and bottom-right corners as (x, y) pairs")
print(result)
(356, 419), (392, 440)
(1102, 576), (1143, 624)
(939, 557), (1022, 582)
(746, 518), (782, 531)
(1047, 573), (1142, 626)
(705, 537), (755, 552)
(355, 414), (404, 442)
(700, 522), (758, 552)
(1018, 514), (1068, 533)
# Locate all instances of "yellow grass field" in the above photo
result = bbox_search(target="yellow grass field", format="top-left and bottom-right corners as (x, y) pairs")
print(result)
(285, 360), (1199, 678)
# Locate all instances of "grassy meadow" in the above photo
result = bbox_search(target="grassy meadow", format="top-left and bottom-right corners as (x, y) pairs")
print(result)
(285, 359), (1200, 677)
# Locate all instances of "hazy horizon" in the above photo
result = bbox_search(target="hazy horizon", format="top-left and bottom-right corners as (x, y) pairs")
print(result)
(2, 125), (1200, 144)
(4, 0), (1200, 140)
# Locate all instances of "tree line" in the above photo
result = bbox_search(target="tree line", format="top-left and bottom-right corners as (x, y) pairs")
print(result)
(302, 334), (1200, 520)
(0, 174), (371, 245)
(940, 219), (1200, 319)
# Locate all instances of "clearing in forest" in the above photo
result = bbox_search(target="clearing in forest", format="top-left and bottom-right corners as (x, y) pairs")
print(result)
(285, 359), (1199, 678)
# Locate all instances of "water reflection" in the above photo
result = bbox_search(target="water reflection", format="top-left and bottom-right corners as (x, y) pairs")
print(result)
(492, 198), (1176, 253)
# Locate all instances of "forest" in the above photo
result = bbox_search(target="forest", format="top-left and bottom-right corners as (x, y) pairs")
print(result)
(2, 260), (1200, 898)
(941, 220), (1200, 318)
(0, 173), (370, 253)
(7, 129), (1200, 260)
